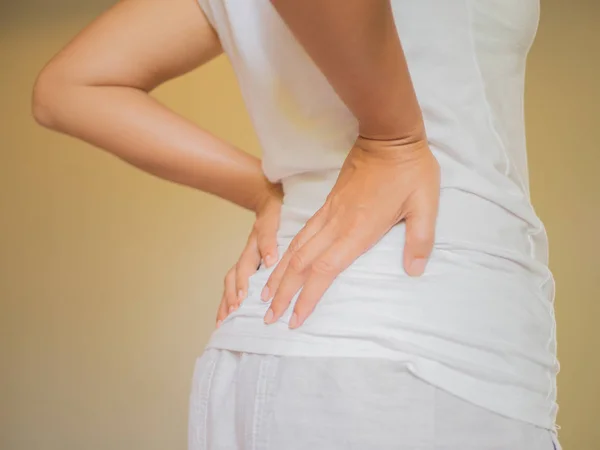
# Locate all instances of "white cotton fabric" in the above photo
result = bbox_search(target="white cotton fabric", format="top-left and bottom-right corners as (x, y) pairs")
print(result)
(188, 349), (560, 450)
(193, 0), (560, 443)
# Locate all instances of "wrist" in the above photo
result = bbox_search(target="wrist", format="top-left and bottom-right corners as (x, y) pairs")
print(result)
(252, 176), (283, 214)
(354, 133), (431, 162)
(358, 117), (426, 144)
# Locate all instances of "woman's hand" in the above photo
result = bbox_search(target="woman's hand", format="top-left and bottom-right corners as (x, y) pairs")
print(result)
(216, 182), (284, 327)
(261, 136), (440, 329)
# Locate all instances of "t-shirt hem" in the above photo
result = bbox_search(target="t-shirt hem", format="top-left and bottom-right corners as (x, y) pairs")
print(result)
(206, 331), (557, 432)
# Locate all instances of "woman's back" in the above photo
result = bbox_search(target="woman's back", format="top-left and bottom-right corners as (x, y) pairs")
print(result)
(199, 0), (539, 194)
(198, 0), (558, 433)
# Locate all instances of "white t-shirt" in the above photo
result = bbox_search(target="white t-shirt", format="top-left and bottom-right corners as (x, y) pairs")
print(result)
(197, 0), (559, 431)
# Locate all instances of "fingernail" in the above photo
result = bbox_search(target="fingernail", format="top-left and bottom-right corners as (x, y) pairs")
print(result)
(260, 285), (270, 302)
(264, 308), (274, 324)
(288, 313), (299, 329)
(408, 258), (427, 276)
(228, 305), (236, 314)
(216, 320), (223, 328)
(238, 289), (245, 301)
(265, 254), (273, 267)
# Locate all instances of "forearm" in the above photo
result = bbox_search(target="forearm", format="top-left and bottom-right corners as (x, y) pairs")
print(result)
(32, 82), (270, 212)
(270, 0), (424, 142)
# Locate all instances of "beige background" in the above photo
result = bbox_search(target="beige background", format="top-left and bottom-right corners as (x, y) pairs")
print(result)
(1, 1), (598, 449)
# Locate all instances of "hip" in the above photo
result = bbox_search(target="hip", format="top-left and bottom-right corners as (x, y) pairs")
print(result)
(279, 168), (552, 277)
(206, 254), (559, 430)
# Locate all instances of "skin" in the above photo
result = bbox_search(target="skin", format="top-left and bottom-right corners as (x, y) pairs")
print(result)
(30, 0), (282, 326)
(270, 0), (425, 142)
(32, 0), (440, 331)
(263, 0), (440, 329)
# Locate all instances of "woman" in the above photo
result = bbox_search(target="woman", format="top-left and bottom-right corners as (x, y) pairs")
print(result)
(32, 0), (560, 449)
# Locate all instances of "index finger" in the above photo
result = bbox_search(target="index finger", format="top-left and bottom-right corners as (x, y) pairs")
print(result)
(261, 207), (327, 302)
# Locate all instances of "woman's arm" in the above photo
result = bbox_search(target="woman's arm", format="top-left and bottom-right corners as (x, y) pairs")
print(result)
(262, 0), (440, 328)
(270, 0), (424, 142)
(32, 0), (271, 212)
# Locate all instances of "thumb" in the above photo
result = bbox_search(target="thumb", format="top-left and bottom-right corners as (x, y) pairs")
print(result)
(403, 204), (436, 277)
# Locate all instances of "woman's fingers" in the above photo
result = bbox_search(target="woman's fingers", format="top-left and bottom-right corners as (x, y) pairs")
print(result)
(264, 221), (337, 324)
(234, 234), (261, 305)
(289, 235), (363, 328)
(216, 291), (229, 327)
(215, 181), (283, 329)
(256, 219), (280, 268)
(223, 266), (240, 315)
(217, 229), (275, 328)
(261, 206), (327, 303)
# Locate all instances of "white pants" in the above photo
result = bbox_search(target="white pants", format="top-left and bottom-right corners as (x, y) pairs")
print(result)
(188, 349), (560, 450)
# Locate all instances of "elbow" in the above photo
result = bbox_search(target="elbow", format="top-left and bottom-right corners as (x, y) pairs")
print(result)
(31, 67), (67, 130)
